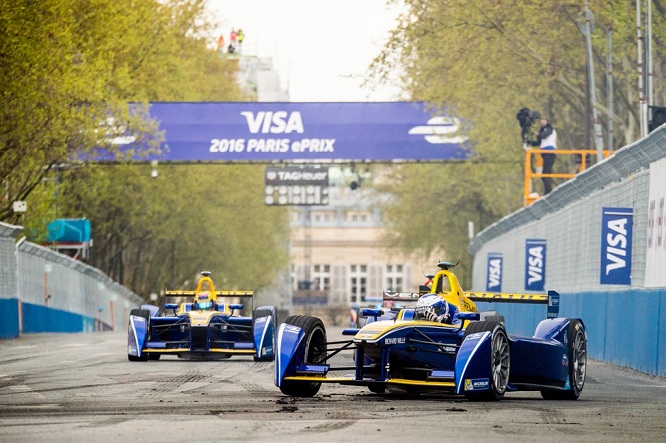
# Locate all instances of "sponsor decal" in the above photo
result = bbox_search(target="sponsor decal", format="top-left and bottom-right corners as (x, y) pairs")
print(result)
(464, 378), (489, 391)
(284, 324), (301, 334)
(562, 354), (569, 367)
(486, 253), (503, 292)
(645, 158), (666, 287)
(547, 291), (560, 319)
(407, 116), (469, 144)
(525, 239), (547, 291)
(600, 208), (633, 285)
(384, 337), (406, 345)
(264, 165), (329, 206)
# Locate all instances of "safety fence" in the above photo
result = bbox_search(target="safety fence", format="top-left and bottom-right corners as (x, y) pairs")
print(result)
(469, 125), (666, 376)
(0, 223), (142, 338)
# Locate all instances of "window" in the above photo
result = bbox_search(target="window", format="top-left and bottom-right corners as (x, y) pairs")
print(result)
(350, 264), (367, 303)
(312, 212), (331, 222)
(385, 264), (404, 292)
(312, 264), (331, 290)
(346, 211), (370, 223)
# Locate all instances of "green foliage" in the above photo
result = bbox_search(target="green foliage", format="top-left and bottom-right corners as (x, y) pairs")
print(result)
(370, 0), (666, 287)
(58, 164), (288, 295)
(1, 0), (288, 297)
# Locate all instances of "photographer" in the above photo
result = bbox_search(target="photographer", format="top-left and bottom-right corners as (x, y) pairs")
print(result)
(516, 108), (539, 146)
(530, 119), (558, 195)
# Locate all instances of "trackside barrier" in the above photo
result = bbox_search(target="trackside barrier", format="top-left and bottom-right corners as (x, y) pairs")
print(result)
(476, 288), (666, 376)
(0, 222), (142, 338)
(470, 125), (666, 377)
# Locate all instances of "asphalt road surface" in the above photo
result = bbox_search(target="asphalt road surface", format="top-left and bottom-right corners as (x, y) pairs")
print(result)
(1, 327), (665, 443)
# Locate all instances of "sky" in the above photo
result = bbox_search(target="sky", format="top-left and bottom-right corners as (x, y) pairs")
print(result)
(205, 0), (404, 102)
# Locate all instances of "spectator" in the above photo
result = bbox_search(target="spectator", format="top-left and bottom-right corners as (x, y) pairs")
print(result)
(531, 119), (558, 195)
(237, 28), (245, 52)
(230, 28), (238, 52)
(227, 43), (235, 54)
(217, 34), (225, 53)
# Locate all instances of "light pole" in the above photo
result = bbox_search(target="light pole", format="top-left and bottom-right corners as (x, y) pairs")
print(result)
(577, 2), (604, 162)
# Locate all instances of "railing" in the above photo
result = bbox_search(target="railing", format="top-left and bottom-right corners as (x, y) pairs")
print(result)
(523, 149), (611, 206)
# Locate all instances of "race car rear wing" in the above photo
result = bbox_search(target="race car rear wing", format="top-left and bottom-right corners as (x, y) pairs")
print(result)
(164, 290), (254, 298)
(465, 290), (559, 318)
(383, 290), (560, 319)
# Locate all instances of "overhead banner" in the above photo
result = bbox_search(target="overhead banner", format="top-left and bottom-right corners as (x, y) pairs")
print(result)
(93, 102), (471, 162)
(524, 239), (546, 291)
(645, 158), (666, 287)
(600, 207), (633, 285)
(486, 253), (503, 292)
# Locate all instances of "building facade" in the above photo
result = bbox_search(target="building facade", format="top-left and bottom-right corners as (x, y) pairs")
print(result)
(287, 183), (437, 323)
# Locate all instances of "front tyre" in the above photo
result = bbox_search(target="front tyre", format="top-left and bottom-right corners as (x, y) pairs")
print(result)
(279, 315), (327, 397)
(463, 321), (510, 401)
(541, 319), (587, 400)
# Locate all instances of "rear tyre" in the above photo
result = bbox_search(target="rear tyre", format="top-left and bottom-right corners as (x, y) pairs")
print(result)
(128, 308), (151, 362)
(463, 321), (510, 401)
(541, 319), (587, 400)
(279, 315), (327, 397)
(253, 307), (277, 362)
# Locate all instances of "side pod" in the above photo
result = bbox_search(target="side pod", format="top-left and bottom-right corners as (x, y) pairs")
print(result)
(275, 323), (305, 387)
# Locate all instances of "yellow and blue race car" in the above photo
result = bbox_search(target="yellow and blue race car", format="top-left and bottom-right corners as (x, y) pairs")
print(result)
(128, 271), (276, 361)
(276, 261), (587, 401)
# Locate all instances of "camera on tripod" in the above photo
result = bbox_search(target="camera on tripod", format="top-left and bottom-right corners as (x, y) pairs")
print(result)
(516, 108), (541, 145)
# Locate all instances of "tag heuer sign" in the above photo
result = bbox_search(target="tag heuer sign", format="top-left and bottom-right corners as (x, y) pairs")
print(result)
(265, 166), (329, 205)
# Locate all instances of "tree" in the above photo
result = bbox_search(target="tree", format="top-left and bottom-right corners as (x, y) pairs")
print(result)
(368, 0), (666, 286)
(2, 0), (289, 297)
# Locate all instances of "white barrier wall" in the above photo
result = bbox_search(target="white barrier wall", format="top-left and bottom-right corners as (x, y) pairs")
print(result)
(468, 126), (666, 376)
(0, 224), (142, 336)
(470, 125), (666, 293)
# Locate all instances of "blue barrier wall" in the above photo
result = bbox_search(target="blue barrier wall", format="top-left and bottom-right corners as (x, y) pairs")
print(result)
(0, 298), (20, 339)
(477, 288), (666, 377)
(21, 303), (100, 333)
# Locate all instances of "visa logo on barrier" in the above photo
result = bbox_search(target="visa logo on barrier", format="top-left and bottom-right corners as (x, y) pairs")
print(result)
(241, 111), (304, 134)
(605, 218), (629, 273)
(525, 239), (546, 291)
(600, 208), (633, 285)
(486, 255), (502, 291)
(527, 248), (544, 285)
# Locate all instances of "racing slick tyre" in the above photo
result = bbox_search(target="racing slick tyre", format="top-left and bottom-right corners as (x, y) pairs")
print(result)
(128, 308), (151, 362)
(541, 319), (587, 400)
(462, 321), (509, 401)
(253, 307), (277, 362)
(278, 315), (327, 398)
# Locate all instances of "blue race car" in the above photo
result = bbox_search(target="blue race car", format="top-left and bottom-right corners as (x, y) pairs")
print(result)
(128, 271), (277, 361)
(276, 261), (586, 401)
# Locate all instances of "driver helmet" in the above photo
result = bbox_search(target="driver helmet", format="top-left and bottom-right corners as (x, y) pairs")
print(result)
(415, 294), (449, 322)
(195, 292), (214, 310)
